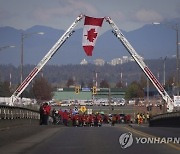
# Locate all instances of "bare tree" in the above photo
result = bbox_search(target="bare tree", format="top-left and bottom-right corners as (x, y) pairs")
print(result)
(116, 80), (124, 88)
(66, 78), (74, 88)
(32, 77), (53, 101)
(100, 80), (109, 88)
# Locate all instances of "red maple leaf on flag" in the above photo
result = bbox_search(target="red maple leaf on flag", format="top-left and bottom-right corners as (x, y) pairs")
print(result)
(84, 28), (97, 42)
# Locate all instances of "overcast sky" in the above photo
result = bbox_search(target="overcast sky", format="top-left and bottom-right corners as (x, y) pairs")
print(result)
(0, 0), (180, 32)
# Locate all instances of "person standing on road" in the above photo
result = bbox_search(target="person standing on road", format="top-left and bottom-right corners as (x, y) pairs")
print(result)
(39, 103), (44, 125)
(136, 113), (140, 124)
(112, 115), (116, 126)
(52, 109), (57, 125)
(146, 112), (150, 123)
(42, 102), (51, 125)
(63, 110), (68, 126)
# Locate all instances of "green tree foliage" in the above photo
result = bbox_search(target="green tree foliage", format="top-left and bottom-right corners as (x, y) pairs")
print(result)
(139, 74), (147, 88)
(0, 58), (176, 89)
(100, 80), (109, 88)
(125, 81), (144, 99)
(32, 77), (53, 101)
(116, 80), (124, 88)
(80, 80), (85, 88)
(88, 81), (93, 88)
(66, 78), (74, 88)
(165, 75), (175, 90)
(21, 89), (34, 98)
(0, 81), (11, 97)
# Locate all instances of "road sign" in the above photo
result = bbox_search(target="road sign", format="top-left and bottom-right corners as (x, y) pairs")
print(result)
(80, 106), (87, 113)
(73, 106), (79, 113)
(87, 109), (92, 115)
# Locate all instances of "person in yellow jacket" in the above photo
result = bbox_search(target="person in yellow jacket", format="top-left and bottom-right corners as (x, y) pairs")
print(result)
(136, 113), (140, 124)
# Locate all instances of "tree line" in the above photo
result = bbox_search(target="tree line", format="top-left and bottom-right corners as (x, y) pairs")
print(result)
(0, 58), (176, 101)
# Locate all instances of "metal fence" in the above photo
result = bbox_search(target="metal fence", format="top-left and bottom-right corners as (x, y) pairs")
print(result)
(0, 105), (40, 120)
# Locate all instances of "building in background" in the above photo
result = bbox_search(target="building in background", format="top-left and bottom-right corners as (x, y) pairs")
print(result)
(110, 58), (122, 66)
(94, 59), (105, 66)
(80, 59), (88, 65)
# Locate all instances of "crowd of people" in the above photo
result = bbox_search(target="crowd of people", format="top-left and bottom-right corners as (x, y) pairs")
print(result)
(50, 108), (132, 127)
(52, 109), (104, 127)
(39, 102), (136, 126)
(135, 112), (150, 124)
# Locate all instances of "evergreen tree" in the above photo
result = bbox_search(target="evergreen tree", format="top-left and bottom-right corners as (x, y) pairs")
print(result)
(0, 81), (11, 97)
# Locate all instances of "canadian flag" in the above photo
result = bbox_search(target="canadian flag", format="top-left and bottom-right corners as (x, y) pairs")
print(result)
(82, 16), (104, 56)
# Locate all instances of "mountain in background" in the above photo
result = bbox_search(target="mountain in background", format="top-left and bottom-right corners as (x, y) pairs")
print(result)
(0, 18), (179, 66)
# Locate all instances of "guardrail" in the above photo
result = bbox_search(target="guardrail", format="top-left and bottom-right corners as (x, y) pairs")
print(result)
(149, 111), (180, 127)
(0, 105), (40, 120)
(0, 105), (40, 129)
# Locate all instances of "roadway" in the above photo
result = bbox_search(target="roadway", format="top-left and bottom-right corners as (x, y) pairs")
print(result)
(0, 124), (179, 154)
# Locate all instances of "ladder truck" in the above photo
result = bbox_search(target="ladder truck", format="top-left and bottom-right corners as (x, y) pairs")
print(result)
(9, 15), (174, 112)
(105, 16), (174, 112)
(9, 14), (84, 106)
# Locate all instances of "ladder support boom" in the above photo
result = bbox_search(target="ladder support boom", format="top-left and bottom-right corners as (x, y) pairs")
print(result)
(9, 14), (84, 105)
(105, 16), (174, 112)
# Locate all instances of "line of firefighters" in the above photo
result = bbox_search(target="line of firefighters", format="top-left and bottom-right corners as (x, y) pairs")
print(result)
(51, 109), (132, 127)
(39, 103), (149, 126)
(52, 109), (103, 127)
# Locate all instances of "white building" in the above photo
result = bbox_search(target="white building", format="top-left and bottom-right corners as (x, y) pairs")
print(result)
(122, 56), (129, 63)
(94, 59), (105, 66)
(110, 58), (122, 66)
(80, 59), (88, 65)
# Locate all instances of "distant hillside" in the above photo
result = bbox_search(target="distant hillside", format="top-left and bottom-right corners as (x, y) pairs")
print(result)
(0, 19), (179, 66)
(0, 58), (176, 88)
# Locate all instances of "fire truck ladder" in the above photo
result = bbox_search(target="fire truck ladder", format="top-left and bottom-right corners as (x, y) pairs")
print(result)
(105, 17), (174, 112)
(9, 14), (84, 106)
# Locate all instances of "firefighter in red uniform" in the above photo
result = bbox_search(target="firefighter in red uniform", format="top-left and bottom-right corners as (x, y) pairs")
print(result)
(42, 102), (51, 125)
(63, 110), (68, 126)
(96, 113), (102, 127)
(73, 113), (79, 126)
(58, 109), (63, 124)
(89, 114), (94, 127)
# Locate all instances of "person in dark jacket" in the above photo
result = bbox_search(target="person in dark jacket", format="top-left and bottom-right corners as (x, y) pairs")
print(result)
(39, 103), (44, 125)
(42, 102), (51, 125)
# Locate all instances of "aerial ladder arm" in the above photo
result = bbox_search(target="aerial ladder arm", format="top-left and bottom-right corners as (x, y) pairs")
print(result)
(105, 17), (174, 112)
(9, 14), (84, 105)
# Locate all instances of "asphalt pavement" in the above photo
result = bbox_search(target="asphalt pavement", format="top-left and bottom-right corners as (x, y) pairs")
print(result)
(0, 124), (179, 154)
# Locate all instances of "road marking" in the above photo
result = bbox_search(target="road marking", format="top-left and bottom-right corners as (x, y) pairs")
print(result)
(121, 125), (180, 151)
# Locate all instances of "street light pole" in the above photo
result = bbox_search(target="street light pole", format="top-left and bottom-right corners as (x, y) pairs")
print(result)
(20, 32), (44, 84)
(163, 56), (167, 86)
(21, 33), (24, 84)
(175, 24), (179, 92)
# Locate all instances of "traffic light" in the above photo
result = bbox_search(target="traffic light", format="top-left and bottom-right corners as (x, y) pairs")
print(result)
(92, 86), (97, 94)
(75, 86), (80, 94)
